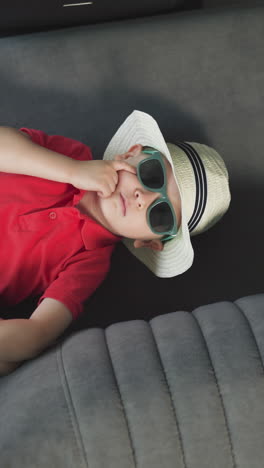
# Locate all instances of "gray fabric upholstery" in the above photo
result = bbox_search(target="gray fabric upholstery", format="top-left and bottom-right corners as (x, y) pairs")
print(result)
(0, 7), (263, 325)
(1, 294), (264, 467)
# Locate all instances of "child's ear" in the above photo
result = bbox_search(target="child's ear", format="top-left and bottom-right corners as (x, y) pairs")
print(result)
(114, 144), (142, 161)
(127, 144), (142, 155)
(133, 239), (164, 251)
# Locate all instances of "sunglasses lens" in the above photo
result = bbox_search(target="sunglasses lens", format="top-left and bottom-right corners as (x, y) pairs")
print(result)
(140, 159), (164, 189)
(149, 202), (174, 233)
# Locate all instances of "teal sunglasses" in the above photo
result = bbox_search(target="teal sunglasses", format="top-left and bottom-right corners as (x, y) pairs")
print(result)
(138, 147), (178, 241)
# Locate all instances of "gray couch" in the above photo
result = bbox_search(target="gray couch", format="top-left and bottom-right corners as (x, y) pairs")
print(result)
(0, 4), (264, 467)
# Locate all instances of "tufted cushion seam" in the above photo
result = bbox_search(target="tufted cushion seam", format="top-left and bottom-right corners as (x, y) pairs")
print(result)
(234, 300), (264, 373)
(191, 312), (236, 468)
(149, 322), (188, 468)
(56, 343), (89, 468)
(104, 329), (137, 467)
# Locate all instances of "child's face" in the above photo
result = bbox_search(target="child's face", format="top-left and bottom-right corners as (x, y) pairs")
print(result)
(96, 144), (182, 252)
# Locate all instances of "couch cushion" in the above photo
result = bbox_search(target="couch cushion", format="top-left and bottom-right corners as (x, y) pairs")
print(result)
(0, 7), (263, 323)
(0, 294), (264, 467)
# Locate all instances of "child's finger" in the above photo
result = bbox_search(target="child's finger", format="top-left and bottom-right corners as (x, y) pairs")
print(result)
(111, 160), (137, 174)
(97, 178), (116, 198)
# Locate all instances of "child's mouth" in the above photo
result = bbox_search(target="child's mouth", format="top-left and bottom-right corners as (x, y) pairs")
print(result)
(120, 194), (126, 216)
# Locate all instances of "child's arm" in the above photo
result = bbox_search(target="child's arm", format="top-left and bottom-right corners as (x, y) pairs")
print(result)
(0, 127), (77, 184)
(0, 127), (135, 197)
(0, 298), (72, 376)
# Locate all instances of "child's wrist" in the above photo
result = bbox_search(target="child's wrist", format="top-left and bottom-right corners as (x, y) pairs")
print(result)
(66, 158), (81, 186)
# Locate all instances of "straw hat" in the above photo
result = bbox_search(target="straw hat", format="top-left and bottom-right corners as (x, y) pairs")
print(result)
(103, 110), (231, 278)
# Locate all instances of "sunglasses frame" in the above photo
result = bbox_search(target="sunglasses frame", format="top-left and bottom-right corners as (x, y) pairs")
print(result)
(137, 147), (178, 241)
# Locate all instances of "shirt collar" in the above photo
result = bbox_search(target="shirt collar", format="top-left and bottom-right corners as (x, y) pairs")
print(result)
(80, 215), (121, 250)
(73, 189), (121, 250)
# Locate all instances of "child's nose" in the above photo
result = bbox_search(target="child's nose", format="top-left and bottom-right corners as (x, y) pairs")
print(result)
(135, 188), (159, 209)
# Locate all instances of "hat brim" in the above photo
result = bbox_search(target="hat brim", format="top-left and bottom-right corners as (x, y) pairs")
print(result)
(103, 110), (194, 277)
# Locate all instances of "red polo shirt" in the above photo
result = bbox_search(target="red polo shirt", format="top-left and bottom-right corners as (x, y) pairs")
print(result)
(0, 128), (120, 319)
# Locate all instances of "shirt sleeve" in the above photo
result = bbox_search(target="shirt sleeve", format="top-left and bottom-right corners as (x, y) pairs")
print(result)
(37, 245), (115, 320)
(19, 128), (93, 162)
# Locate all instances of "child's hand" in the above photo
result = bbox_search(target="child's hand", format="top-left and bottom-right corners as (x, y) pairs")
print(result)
(70, 160), (136, 197)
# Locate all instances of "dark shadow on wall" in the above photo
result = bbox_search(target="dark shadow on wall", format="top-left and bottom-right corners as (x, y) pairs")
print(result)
(0, 1), (203, 38)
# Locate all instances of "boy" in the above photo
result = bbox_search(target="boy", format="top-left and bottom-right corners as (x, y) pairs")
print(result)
(0, 111), (230, 376)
